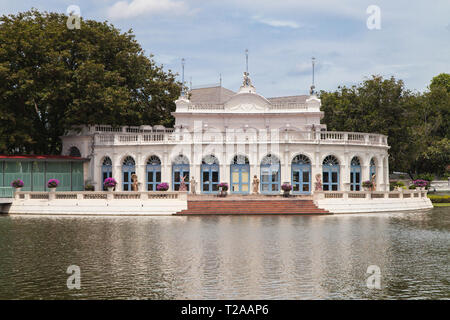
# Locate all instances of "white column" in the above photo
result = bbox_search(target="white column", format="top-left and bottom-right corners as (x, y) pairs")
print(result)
(137, 154), (146, 192)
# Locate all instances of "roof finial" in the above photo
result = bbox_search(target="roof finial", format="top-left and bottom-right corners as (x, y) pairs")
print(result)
(181, 58), (185, 96)
(219, 73), (222, 87)
(245, 49), (249, 74)
(310, 57), (316, 95)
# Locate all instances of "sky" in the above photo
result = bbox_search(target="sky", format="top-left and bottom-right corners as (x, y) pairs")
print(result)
(1, 0), (449, 97)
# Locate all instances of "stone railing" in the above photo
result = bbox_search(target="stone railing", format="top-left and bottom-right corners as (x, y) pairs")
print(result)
(188, 104), (225, 111)
(314, 189), (427, 200)
(186, 102), (309, 111)
(15, 191), (187, 201)
(94, 131), (388, 147)
(269, 103), (307, 110)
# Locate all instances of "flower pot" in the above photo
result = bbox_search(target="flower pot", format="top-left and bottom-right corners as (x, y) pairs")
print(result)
(219, 190), (228, 197)
(14, 187), (22, 192)
(283, 190), (290, 198)
(107, 187), (114, 192)
(49, 187), (56, 192)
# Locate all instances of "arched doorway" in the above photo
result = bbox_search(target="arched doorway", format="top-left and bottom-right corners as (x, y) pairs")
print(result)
(146, 155), (161, 191)
(172, 155), (190, 191)
(292, 154), (311, 194)
(260, 154), (280, 194)
(230, 155), (250, 194)
(322, 155), (339, 191)
(122, 156), (135, 191)
(69, 146), (81, 157)
(101, 156), (112, 191)
(350, 156), (362, 191)
(370, 158), (376, 180)
(201, 155), (220, 194)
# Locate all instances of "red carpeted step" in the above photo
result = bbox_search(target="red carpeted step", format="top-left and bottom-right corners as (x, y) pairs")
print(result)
(175, 200), (330, 215)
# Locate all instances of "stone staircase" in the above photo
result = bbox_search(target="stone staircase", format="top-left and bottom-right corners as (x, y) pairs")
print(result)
(176, 199), (330, 215)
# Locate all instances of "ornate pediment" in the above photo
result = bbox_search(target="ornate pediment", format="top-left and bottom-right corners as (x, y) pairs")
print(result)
(224, 92), (270, 113)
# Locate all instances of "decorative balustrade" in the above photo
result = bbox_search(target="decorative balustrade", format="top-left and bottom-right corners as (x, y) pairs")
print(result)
(94, 131), (388, 147)
(15, 191), (186, 202)
(315, 190), (427, 200)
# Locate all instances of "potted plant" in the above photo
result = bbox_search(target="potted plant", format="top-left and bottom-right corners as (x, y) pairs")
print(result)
(47, 179), (59, 192)
(85, 183), (95, 191)
(156, 182), (169, 191)
(218, 182), (228, 197)
(413, 179), (429, 191)
(362, 180), (373, 191)
(281, 183), (292, 197)
(103, 177), (117, 192)
(11, 179), (24, 192)
(394, 181), (405, 192)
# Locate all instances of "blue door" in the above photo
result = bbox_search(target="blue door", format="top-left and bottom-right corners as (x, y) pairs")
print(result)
(147, 164), (161, 191)
(122, 156), (135, 191)
(172, 164), (190, 191)
(260, 154), (280, 194)
(291, 154), (311, 194)
(101, 157), (112, 191)
(292, 164), (311, 194)
(230, 164), (250, 194)
(322, 155), (339, 191)
(260, 164), (280, 194)
(146, 156), (161, 191)
(350, 157), (361, 191)
(201, 164), (219, 193)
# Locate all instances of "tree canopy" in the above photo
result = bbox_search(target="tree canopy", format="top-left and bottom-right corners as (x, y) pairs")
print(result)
(0, 9), (180, 154)
(0, 10), (448, 177)
(320, 74), (450, 177)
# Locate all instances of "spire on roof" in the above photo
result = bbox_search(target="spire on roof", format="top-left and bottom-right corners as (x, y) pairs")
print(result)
(309, 57), (316, 96)
(181, 58), (186, 97)
(239, 49), (256, 93)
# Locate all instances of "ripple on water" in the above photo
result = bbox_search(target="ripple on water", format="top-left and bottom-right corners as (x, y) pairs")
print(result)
(0, 208), (448, 299)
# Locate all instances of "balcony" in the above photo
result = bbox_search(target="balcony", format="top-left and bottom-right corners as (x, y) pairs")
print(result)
(93, 129), (388, 147)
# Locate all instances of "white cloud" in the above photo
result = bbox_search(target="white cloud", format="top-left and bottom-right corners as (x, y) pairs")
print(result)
(107, 0), (187, 19)
(252, 15), (301, 29)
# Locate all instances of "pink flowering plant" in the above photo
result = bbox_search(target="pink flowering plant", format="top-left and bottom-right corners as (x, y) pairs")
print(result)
(413, 179), (429, 189)
(281, 183), (292, 192)
(362, 180), (374, 189)
(47, 179), (59, 188)
(218, 182), (229, 191)
(11, 179), (24, 188)
(156, 182), (169, 191)
(103, 177), (117, 188)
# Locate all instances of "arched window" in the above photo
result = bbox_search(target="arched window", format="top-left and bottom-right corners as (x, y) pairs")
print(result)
(146, 155), (161, 191)
(370, 158), (376, 180)
(292, 154), (311, 194)
(322, 155), (339, 191)
(232, 155), (249, 165)
(69, 146), (81, 157)
(101, 156), (112, 190)
(172, 155), (189, 191)
(122, 156), (135, 191)
(350, 156), (362, 191)
(230, 155), (250, 193)
(201, 155), (219, 193)
(260, 154), (280, 193)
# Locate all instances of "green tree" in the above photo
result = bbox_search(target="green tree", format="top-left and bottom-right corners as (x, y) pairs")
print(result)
(0, 9), (180, 155)
(319, 75), (418, 172)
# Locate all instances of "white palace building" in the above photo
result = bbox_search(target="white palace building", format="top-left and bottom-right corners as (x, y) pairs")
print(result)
(60, 69), (391, 196)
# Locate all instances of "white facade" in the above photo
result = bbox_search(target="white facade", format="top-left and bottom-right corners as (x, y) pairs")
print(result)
(61, 73), (390, 194)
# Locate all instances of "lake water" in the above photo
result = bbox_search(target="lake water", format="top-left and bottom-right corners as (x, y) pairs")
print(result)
(0, 208), (448, 299)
